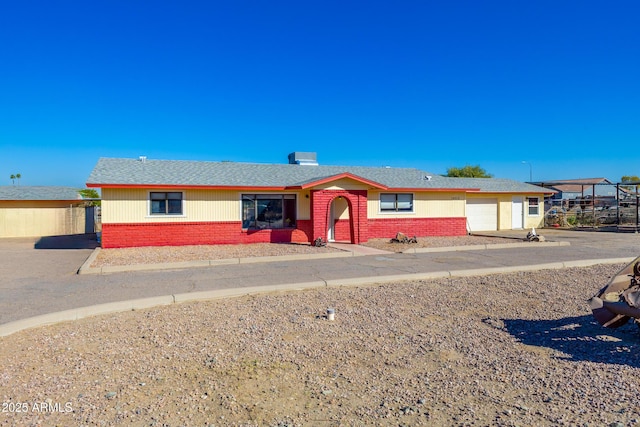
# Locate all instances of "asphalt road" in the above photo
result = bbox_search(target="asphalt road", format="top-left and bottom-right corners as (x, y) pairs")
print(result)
(1, 229), (638, 325)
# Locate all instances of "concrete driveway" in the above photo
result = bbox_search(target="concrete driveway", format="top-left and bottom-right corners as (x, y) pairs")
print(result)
(1, 229), (639, 328)
(0, 234), (98, 279)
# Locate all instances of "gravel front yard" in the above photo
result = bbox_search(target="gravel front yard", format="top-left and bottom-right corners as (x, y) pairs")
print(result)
(91, 235), (519, 268)
(90, 242), (341, 268)
(1, 264), (639, 426)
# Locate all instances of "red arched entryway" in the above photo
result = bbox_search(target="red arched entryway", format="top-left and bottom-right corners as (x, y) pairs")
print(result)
(311, 189), (368, 244)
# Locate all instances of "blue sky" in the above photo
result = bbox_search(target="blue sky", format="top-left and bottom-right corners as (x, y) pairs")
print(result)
(1, 1), (638, 187)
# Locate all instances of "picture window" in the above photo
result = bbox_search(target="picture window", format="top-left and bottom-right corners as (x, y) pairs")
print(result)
(242, 194), (296, 229)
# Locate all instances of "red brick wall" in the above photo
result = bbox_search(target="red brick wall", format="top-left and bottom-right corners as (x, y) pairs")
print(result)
(295, 220), (313, 241)
(333, 219), (352, 242)
(312, 190), (368, 243)
(102, 221), (312, 248)
(100, 216), (466, 248)
(368, 217), (467, 239)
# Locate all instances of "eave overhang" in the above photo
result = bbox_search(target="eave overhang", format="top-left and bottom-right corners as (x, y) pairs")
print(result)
(87, 182), (483, 193)
(86, 183), (290, 191)
(296, 173), (388, 190)
(466, 189), (556, 195)
(0, 199), (84, 202)
(408, 187), (479, 192)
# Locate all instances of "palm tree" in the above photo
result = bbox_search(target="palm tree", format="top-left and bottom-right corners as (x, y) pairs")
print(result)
(10, 174), (15, 185)
(15, 173), (21, 186)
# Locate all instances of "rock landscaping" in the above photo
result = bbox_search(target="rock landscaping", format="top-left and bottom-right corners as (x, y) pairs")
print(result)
(1, 263), (639, 426)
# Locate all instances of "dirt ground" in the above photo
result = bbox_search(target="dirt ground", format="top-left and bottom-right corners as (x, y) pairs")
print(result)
(2, 263), (640, 426)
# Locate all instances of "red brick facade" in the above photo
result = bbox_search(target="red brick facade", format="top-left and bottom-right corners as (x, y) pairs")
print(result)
(368, 217), (467, 239)
(101, 220), (313, 248)
(333, 217), (467, 241)
(333, 219), (353, 242)
(311, 189), (368, 244)
(101, 190), (467, 248)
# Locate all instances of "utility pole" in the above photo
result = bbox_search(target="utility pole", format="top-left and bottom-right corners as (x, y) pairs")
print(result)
(521, 161), (532, 182)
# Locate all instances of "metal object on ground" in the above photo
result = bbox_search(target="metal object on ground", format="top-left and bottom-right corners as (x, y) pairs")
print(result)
(590, 256), (640, 328)
(327, 308), (335, 321)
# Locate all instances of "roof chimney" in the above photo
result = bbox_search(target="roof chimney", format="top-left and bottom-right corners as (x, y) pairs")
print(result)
(139, 156), (147, 163)
(288, 152), (318, 166)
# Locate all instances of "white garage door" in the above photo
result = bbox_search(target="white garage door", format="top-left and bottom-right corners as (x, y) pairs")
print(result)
(466, 198), (498, 232)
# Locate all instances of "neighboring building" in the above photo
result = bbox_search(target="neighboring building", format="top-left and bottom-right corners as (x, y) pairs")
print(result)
(87, 154), (552, 248)
(534, 178), (615, 201)
(533, 178), (617, 210)
(0, 186), (89, 238)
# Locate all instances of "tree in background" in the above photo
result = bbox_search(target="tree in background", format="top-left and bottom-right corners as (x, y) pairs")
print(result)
(446, 165), (493, 178)
(9, 173), (21, 185)
(78, 189), (101, 207)
(621, 175), (640, 192)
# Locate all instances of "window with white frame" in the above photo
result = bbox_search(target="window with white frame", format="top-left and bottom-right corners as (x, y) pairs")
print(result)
(527, 197), (540, 216)
(150, 192), (183, 215)
(380, 193), (414, 213)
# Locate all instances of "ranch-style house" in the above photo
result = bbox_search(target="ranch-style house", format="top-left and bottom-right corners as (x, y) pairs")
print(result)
(87, 153), (552, 248)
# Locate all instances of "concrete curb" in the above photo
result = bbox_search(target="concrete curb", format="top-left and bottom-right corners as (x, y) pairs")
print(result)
(173, 281), (328, 304)
(238, 251), (354, 264)
(0, 295), (175, 337)
(77, 247), (102, 274)
(563, 257), (633, 268)
(2, 257), (633, 338)
(401, 241), (570, 254)
(78, 250), (355, 275)
(325, 271), (453, 287)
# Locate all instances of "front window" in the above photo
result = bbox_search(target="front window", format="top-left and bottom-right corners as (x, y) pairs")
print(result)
(380, 193), (414, 212)
(150, 192), (183, 215)
(242, 194), (296, 229)
(527, 197), (540, 216)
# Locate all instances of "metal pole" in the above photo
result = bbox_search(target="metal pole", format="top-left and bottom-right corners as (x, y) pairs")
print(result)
(521, 161), (532, 182)
(592, 184), (596, 225)
(636, 184), (640, 233)
(616, 183), (620, 227)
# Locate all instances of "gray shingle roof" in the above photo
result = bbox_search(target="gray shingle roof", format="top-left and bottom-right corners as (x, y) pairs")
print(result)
(453, 178), (553, 194)
(87, 157), (550, 193)
(0, 186), (83, 201)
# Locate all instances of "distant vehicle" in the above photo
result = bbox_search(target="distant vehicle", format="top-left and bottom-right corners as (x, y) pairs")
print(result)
(598, 206), (620, 224)
(576, 195), (617, 210)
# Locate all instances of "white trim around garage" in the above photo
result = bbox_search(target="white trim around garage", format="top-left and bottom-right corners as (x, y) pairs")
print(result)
(466, 198), (498, 232)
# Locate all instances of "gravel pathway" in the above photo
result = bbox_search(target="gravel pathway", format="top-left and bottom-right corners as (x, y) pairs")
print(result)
(2, 263), (639, 426)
